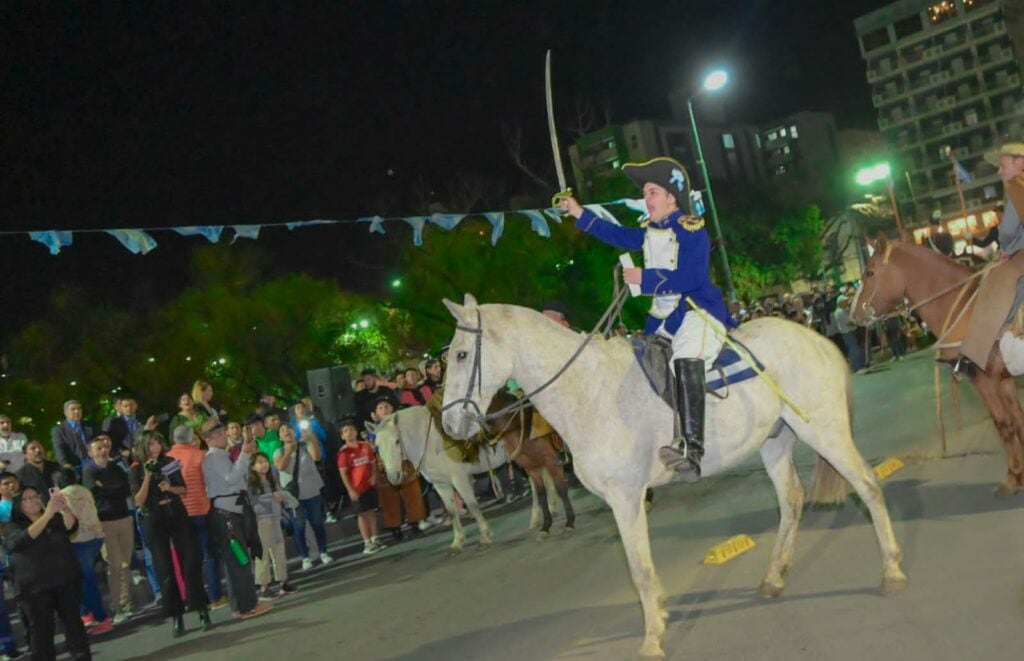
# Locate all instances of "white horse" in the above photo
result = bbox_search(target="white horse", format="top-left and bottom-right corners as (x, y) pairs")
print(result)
(369, 406), (510, 553)
(440, 295), (906, 658)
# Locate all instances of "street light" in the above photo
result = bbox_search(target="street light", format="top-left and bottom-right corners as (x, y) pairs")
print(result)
(390, 278), (402, 289)
(854, 161), (906, 240)
(688, 68), (736, 302)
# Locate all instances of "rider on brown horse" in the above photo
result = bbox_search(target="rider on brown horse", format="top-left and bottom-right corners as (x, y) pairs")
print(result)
(957, 142), (1024, 376)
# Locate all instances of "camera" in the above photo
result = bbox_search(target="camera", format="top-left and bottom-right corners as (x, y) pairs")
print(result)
(145, 460), (163, 475)
(299, 420), (310, 431)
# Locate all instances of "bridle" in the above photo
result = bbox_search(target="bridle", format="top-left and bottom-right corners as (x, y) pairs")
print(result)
(440, 309), (487, 420)
(857, 242), (896, 324)
(382, 411), (433, 485)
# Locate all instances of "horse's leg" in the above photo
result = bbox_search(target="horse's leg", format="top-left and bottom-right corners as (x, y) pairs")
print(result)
(543, 450), (576, 532)
(526, 467), (554, 537)
(527, 473), (542, 529)
(757, 427), (803, 598)
(454, 470), (492, 546)
(996, 375), (1024, 492)
(799, 425), (906, 594)
(971, 372), (1023, 497)
(541, 468), (560, 515)
(433, 482), (465, 553)
(605, 485), (666, 658)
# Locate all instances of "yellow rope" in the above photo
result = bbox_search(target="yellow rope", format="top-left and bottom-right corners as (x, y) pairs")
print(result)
(684, 297), (810, 423)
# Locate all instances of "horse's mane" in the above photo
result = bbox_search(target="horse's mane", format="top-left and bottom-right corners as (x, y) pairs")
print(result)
(891, 241), (974, 276)
(484, 303), (635, 361)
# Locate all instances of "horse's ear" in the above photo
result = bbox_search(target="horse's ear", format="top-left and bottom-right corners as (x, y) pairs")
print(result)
(463, 293), (478, 308)
(443, 298), (466, 321)
(365, 421), (377, 434)
(875, 233), (889, 251)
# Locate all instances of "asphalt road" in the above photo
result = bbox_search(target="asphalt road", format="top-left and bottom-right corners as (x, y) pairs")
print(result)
(91, 350), (1024, 660)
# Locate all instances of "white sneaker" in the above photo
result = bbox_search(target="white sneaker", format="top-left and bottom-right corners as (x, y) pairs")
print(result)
(418, 520), (433, 532)
(426, 513), (443, 526)
(301, 558), (314, 571)
(319, 552), (333, 565)
(325, 513), (338, 523)
(363, 542), (379, 555)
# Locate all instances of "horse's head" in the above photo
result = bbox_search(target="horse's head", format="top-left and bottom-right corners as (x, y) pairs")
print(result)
(440, 294), (513, 440)
(365, 415), (404, 485)
(851, 235), (907, 325)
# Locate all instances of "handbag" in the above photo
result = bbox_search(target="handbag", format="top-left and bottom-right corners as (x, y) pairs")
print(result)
(283, 443), (302, 499)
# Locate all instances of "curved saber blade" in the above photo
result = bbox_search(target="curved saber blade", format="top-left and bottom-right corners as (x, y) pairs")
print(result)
(545, 49), (568, 192)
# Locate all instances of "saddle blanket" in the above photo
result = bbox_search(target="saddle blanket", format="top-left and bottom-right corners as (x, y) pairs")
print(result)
(632, 335), (764, 406)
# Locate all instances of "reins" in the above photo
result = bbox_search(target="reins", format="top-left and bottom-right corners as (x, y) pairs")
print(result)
(442, 268), (631, 425)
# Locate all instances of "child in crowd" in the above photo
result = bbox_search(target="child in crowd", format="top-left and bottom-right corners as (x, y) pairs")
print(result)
(337, 420), (385, 555)
(246, 452), (297, 599)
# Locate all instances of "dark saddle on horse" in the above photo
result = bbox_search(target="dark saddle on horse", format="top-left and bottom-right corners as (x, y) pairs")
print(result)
(631, 334), (764, 407)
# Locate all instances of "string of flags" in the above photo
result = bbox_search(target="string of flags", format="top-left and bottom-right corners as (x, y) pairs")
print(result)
(14, 199), (648, 255)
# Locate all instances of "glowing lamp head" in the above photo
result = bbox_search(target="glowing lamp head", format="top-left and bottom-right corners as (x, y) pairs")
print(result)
(702, 70), (729, 92)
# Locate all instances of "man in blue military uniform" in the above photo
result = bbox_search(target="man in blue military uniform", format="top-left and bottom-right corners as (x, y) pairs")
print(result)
(557, 156), (733, 480)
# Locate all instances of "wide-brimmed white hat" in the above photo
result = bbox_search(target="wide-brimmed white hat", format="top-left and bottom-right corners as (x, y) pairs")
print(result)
(984, 142), (1024, 166)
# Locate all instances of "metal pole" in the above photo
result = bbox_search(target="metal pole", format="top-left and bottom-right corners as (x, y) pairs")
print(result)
(886, 176), (907, 241)
(687, 97), (736, 302)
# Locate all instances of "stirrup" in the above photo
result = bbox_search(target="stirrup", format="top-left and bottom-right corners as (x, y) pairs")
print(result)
(658, 443), (702, 483)
(952, 355), (978, 379)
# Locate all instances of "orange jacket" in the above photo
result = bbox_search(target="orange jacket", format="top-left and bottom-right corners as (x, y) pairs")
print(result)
(166, 443), (211, 516)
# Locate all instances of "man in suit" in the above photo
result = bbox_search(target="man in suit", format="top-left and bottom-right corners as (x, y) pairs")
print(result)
(51, 399), (93, 473)
(102, 395), (158, 461)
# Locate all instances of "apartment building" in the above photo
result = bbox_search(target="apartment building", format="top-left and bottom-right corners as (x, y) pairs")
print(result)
(854, 0), (1023, 250)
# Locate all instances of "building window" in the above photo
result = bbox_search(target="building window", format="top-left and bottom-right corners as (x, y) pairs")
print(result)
(964, 0), (996, 12)
(774, 165), (787, 175)
(612, 159), (621, 169)
(861, 27), (890, 53)
(928, 1), (957, 24)
(783, 145), (791, 154)
(768, 131), (778, 141)
(789, 125), (799, 138)
(722, 133), (735, 150)
(893, 14), (923, 39)
(780, 127), (788, 138)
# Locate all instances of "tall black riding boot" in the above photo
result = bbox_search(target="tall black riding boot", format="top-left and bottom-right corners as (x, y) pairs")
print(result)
(658, 358), (706, 482)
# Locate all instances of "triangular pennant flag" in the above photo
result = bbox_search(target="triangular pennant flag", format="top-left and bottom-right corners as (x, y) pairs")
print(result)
(483, 212), (505, 246)
(429, 213), (466, 231)
(173, 226), (224, 242)
(106, 229), (158, 254)
(29, 231), (73, 255)
(357, 216), (386, 235)
(231, 225), (261, 242)
(522, 210), (550, 238)
(285, 219), (335, 230)
(404, 216), (427, 246)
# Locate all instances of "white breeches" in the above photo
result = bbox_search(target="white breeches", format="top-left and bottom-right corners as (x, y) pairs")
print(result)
(660, 311), (726, 365)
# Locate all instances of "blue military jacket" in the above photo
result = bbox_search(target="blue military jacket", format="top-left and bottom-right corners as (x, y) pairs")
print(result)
(576, 208), (734, 336)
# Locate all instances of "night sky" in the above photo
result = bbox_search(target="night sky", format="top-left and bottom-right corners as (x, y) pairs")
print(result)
(1, 0), (886, 329)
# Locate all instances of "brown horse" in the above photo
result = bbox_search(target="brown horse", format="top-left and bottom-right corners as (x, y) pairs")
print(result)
(851, 235), (1024, 496)
(483, 389), (576, 535)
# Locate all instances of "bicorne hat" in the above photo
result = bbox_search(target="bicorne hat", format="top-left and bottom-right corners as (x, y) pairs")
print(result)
(621, 157), (692, 208)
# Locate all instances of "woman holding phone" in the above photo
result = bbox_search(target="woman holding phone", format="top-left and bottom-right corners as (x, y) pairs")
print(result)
(3, 486), (91, 660)
(129, 431), (211, 636)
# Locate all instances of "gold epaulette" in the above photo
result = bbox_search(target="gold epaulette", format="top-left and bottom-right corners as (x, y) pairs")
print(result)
(680, 216), (705, 232)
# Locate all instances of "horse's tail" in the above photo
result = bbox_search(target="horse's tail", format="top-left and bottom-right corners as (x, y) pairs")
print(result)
(806, 371), (854, 506)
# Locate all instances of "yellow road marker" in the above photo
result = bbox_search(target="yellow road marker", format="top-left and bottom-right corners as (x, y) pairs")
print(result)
(703, 534), (756, 565)
(873, 457), (904, 481)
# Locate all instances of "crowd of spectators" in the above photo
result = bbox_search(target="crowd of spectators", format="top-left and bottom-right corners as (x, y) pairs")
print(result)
(728, 282), (921, 372)
(0, 362), (456, 658)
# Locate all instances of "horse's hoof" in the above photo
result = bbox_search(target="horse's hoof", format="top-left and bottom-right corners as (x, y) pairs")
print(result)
(447, 547), (463, 557)
(994, 481), (1017, 499)
(479, 537), (493, 547)
(757, 580), (784, 598)
(562, 527), (575, 539)
(638, 639), (665, 658)
(644, 500), (653, 513)
(536, 531), (550, 541)
(881, 572), (908, 595)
